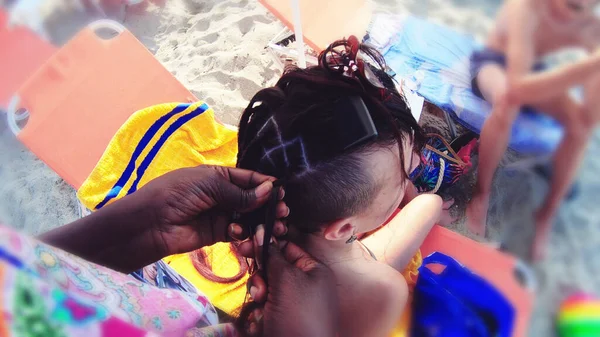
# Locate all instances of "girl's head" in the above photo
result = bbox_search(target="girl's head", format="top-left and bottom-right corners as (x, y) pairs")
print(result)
(236, 37), (425, 243)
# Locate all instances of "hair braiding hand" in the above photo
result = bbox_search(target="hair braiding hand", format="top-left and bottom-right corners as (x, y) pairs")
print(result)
(138, 165), (288, 257)
(241, 236), (339, 337)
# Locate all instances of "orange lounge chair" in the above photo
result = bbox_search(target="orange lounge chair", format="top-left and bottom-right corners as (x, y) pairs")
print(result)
(421, 225), (534, 337)
(7, 20), (197, 189)
(0, 9), (57, 110)
(259, 0), (371, 53)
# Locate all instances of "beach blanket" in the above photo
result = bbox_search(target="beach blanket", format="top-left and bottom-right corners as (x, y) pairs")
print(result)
(163, 243), (249, 317)
(365, 14), (563, 155)
(0, 224), (236, 337)
(77, 101), (238, 210)
(76, 102), (245, 316)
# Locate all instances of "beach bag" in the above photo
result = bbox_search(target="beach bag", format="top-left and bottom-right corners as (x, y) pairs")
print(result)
(409, 133), (475, 194)
(411, 252), (515, 337)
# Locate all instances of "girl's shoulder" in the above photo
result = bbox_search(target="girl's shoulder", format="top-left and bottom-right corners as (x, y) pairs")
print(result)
(337, 262), (408, 337)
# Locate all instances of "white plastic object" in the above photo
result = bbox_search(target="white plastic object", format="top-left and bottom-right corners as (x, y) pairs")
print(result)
(8, 95), (29, 121)
(89, 19), (126, 36)
(413, 70), (425, 82)
(290, 0), (307, 68)
(514, 258), (537, 292)
(7, 95), (27, 136)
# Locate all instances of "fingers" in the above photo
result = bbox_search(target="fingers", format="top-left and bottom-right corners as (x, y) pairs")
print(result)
(253, 224), (267, 270)
(228, 223), (248, 241)
(224, 167), (277, 188)
(217, 167), (287, 213)
(235, 221), (287, 258)
(216, 177), (273, 212)
(273, 220), (287, 237)
(276, 202), (290, 219)
(247, 273), (268, 303)
(236, 239), (254, 258)
(276, 242), (321, 273)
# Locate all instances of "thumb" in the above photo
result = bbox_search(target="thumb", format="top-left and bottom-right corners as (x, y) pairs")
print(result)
(268, 242), (322, 274)
(215, 179), (273, 212)
(281, 242), (323, 273)
(266, 244), (287, 280)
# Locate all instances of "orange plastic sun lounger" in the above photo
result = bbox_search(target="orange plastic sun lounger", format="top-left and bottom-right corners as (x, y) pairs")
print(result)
(7, 20), (197, 189)
(259, 0), (372, 52)
(0, 9), (57, 109)
(421, 225), (534, 337)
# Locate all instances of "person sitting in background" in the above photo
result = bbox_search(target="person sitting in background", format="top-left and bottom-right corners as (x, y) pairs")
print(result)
(466, 0), (600, 259)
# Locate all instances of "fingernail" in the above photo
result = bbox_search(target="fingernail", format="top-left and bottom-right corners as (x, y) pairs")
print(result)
(230, 224), (242, 236)
(256, 225), (264, 246)
(257, 234), (264, 247)
(255, 181), (273, 199)
(250, 286), (258, 299)
(279, 188), (285, 200)
(285, 206), (290, 217)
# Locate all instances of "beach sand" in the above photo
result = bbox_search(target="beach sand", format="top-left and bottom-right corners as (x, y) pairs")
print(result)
(2, 0), (600, 335)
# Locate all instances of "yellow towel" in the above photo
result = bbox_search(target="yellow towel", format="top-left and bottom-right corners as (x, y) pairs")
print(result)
(390, 249), (422, 337)
(163, 243), (249, 316)
(77, 101), (238, 210)
(77, 101), (245, 315)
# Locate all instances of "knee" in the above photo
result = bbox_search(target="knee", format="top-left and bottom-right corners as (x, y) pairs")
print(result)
(564, 112), (594, 141)
(490, 92), (519, 128)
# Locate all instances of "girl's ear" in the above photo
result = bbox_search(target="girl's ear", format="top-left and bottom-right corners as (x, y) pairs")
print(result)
(323, 218), (355, 241)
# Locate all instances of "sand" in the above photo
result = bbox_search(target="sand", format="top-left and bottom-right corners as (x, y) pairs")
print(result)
(1, 0), (599, 335)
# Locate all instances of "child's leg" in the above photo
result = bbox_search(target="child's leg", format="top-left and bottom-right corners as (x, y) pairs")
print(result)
(532, 79), (600, 259)
(466, 64), (520, 236)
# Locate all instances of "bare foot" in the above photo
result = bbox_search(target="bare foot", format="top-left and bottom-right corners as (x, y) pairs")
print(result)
(466, 193), (490, 237)
(532, 214), (551, 261)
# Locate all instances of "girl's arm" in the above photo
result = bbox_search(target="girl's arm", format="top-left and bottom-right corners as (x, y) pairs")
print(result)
(399, 181), (419, 207)
(361, 194), (443, 272)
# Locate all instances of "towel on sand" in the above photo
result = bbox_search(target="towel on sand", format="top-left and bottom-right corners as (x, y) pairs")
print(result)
(76, 101), (243, 315)
(77, 101), (238, 210)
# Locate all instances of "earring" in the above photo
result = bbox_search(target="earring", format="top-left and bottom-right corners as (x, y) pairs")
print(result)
(346, 234), (357, 244)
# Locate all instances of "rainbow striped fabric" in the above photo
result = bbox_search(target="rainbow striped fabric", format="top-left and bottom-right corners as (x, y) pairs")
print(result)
(558, 293), (600, 337)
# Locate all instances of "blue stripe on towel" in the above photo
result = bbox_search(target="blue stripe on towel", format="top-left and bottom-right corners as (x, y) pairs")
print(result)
(95, 103), (192, 209)
(126, 103), (210, 195)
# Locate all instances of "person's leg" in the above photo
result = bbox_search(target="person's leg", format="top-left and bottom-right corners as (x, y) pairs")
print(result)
(466, 64), (519, 236)
(531, 81), (599, 259)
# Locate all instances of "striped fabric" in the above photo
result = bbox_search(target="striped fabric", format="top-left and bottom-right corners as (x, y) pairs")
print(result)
(78, 101), (238, 211)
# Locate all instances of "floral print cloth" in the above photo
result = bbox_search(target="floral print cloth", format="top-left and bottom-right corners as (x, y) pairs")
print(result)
(0, 224), (237, 337)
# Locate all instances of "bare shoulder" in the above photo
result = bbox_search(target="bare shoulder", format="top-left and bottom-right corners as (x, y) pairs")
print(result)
(338, 263), (408, 337)
(491, 0), (539, 47)
(367, 263), (409, 308)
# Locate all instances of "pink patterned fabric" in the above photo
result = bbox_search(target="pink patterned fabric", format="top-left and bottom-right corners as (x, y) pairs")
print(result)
(0, 224), (237, 337)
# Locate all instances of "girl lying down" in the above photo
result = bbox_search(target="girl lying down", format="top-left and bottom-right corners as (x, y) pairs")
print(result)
(235, 38), (443, 337)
